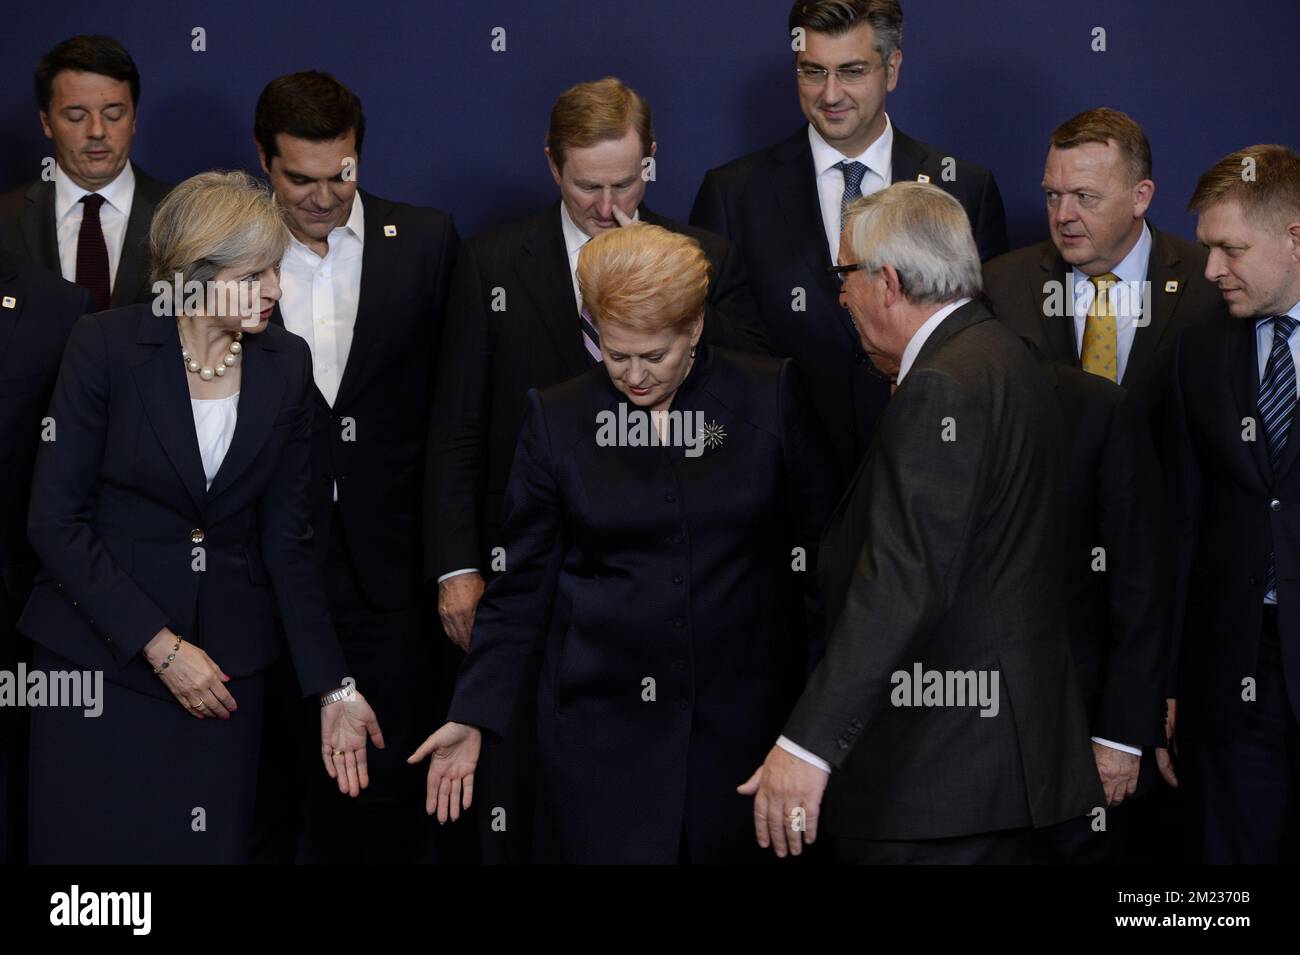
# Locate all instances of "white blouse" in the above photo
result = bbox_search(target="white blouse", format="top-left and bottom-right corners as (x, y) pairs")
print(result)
(191, 392), (240, 490)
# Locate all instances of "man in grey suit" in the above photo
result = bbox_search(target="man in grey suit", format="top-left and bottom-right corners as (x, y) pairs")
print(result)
(740, 182), (1102, 863)
(0, 35), (170, 310)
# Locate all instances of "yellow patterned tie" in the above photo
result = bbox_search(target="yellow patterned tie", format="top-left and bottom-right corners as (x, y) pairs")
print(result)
(1081, 271), (1119, 383)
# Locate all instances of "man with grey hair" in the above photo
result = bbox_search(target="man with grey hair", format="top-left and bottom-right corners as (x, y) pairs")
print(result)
(740, 182), (1101, 863)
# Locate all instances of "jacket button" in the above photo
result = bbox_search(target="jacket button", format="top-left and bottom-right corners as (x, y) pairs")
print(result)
(1271, 499), (1282, 511)
(665, 492), (676, 504)
(190, 528), (205, 543)
(672, 574), (684, 585)
(1250, 575), (1261, 586)
(838, 739), (850, 750)
(672, 617), (685, 629)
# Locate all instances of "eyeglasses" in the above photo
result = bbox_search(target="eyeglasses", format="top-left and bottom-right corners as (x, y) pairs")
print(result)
(795, 63), (885, 86)
(828, 263), (867, 285)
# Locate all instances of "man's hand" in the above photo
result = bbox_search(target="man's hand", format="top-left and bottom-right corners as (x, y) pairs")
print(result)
(737, 744), (829, 858)
(1156, 697), (1178, 788)
(611, 206), (640, 228)
(1093, 741), (1140, 806)
(438, 573), (485, 651)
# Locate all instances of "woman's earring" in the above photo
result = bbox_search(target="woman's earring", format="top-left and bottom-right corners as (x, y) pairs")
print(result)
(690, 345), (697, 359)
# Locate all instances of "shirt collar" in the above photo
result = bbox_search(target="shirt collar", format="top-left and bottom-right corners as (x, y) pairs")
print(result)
(1072, 220), (1152, 288)
(808, 112), (894, 179)
(1255, 298), (1300, 332)
(559, 201), (641, 256)
(54, 160), (135, 222)
(897, 297), (972, 385)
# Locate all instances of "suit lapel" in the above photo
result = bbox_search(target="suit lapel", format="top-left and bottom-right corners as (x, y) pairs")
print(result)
(1037, 246), (1078, 363)
(1122, 222), (1181, 389)
(519, 204), (588, 378)
(332, 191), (386, 409)
(111, 163), (158, 308)
(890, 129), (929, 185)
(769, 129), (856, 344)
(129, 313), (208, 512)
(1231, 317), (1273, 487)
(206, 332), (285, 504)
(20, 181), (60, 275)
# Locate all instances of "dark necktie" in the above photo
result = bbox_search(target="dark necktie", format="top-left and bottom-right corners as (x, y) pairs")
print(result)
(1258, 314), (1298, 597)
(836, 160), (868, 235)
(75, 193), (111, 311)
(580, 306), (602, 364)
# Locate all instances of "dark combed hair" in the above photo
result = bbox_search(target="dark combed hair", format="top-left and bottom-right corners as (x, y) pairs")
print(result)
(35, 35), (140, 113)
(788, 0), (903, 56)
(254, 70), (366, 161)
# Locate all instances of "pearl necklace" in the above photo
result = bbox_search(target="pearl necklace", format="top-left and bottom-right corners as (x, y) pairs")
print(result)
(181, 332), (243, 380)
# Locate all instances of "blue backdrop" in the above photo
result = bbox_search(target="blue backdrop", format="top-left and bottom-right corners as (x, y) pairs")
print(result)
(3, 0), (1297, 247)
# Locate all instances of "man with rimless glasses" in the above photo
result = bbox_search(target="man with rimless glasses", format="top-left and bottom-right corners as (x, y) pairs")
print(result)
(692, 0), (1007, 490)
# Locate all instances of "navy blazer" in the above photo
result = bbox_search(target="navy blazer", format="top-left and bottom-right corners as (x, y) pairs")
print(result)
(19, 304), (349, 700)
(447, 346), (835, 863)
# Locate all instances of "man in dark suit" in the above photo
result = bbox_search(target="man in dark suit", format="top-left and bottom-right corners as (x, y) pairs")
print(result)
(423, 77), (763, 863)
(691, 0), (1007, 487)
(0, 251), (93, 864)
(0, 36), (170, 310)
(741, 182), (1100, 864)
(1026, 345), (1169, 863)
(253, 71), (459, 864)
(983, 108), (1225, 441)
(1166, 145), (1300, 863)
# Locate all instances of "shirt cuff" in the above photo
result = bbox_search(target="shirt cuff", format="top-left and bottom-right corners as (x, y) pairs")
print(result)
(776, 735), (832, 773)
(437, 567), (480, 584)
(1091, 736), (1142, 757)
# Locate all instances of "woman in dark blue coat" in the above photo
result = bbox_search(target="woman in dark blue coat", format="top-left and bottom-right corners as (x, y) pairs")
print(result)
(19, 172), (383, 863)
(411, 224), (834, 863)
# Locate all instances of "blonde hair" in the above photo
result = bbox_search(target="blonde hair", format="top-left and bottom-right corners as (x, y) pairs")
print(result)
(546, 77), (654, 171)
(150, 170), (290, 286)
(577, 224), (710, 334)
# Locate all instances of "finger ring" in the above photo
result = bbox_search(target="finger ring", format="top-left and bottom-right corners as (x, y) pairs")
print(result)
(333, 750), (344, 756)
(196, 701), (206, 709)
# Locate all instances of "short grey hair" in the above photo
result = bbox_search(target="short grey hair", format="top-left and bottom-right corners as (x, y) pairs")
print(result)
(150, 170), (290, 286)
(842, 182), (982, 305)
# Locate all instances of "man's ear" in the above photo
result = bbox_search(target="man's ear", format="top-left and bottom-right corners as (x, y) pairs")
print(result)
(545, 147), (562, 187)
(1132, 178), (1155, 219)
(256, 143), (271, 178)
(885, 49), (903, 93)
(38, 111), (53, 140)
(881, 263), (904, 306)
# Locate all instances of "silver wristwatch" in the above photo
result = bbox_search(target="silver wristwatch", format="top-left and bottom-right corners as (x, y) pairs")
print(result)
(320, 683), (356, 707)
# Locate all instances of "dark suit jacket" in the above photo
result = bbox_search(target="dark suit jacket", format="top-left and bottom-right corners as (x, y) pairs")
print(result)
(271, 189), (458, 611)
(782, 301), (1102, 841)
(423, 202), (765, 582)
(1033, 347), (1168, 765)
(1165, 312), (1300, 740)
(18, 304), (349, 700)
(690, 125), (1008, 487)
(0, 162), (171, 308)
(447, 347), (835, 863)
(0, 251), (93, 752)
(983, 222), (1227, 440)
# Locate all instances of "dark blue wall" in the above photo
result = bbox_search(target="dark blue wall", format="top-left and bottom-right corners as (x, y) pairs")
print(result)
(4, 0), (1297, 247)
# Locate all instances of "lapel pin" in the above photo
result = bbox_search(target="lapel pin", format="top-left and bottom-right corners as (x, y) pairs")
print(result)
(1, 296), (15, 309)
(383, 224), (397, 237)
(916, 174), (931, 183)
(1164, 280), (1179, 293)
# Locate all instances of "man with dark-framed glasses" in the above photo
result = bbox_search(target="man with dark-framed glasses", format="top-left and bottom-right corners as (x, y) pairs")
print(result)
(691, 0), (1007, 489)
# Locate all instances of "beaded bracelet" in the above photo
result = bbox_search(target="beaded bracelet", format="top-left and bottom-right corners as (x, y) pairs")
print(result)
(152, 634), (182, 674)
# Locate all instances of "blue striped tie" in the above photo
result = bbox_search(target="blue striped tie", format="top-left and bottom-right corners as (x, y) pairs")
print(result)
(837, 160), (868, 234)
(580, 307), (602, 364)
(1259, 314), (1297, 597)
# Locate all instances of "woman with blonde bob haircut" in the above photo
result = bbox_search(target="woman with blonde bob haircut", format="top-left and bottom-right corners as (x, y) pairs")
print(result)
(21, 171), (383, 863)
(412, 225), (836, 864)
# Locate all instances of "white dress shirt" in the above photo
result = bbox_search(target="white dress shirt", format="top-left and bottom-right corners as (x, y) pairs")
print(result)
(191, 393), (240, 491)
(1256, 299), (1300, 605)
(279, 192), (365, 408)
(809, 113), (894, 262)
(1070, 221), (1152, 385)
(53, 161), (135, 294)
